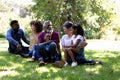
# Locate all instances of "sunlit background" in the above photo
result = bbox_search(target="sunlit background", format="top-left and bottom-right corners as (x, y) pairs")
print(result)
(0, 1), (120, 79)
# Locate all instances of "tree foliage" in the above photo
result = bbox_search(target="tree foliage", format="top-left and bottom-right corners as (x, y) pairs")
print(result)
(31, 0), (113, 39)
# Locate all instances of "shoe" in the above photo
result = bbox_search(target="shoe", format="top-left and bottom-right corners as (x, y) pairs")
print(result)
(39, 60), (46, 66)
(19, 53), (29, 58)
(71, 62), (77, 67)
(96, 61), (103, 65)
(29, 58), (35, 62)
(52, 61), (65, 68)
(64, 62), (68, 67)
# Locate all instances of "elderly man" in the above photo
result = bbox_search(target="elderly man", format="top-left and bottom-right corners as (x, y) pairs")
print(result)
(38, 20), (61, 63)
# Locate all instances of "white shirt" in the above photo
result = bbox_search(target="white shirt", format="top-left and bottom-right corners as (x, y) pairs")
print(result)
(61, 34), (73, 46)
(72, 35), (86, 47)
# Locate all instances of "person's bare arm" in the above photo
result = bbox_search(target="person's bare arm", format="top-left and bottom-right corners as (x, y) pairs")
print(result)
(71, 41), (88, 53)
(78, 41), (88, 49)
(57, 43), (61, 53)
(71, 39), (81, 48)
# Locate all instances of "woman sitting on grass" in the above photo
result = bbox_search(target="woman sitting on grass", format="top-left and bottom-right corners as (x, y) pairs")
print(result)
(61, 21), (78, 67)
(28, 20), (43, 62)
(61, 21), (102, 67)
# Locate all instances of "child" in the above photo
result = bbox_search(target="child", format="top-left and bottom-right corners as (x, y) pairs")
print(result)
(61, 21), (78, 67)
(44, 32), (52, 51)
(40, 32), (53, 62)
(62, 22), (85, 67)
(66, 23), (86, 67)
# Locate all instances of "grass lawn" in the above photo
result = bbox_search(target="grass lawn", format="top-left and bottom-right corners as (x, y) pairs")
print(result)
(0, 38), (120, 80)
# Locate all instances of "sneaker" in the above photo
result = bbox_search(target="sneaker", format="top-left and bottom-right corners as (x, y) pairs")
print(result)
(39, 60), (46, 66)
(64, 62), (68, 67)
(96, 61), (103, 65)
(71, 62), (77, 67)
(29, 57), (35, 62)
(19, 53), (29, 58)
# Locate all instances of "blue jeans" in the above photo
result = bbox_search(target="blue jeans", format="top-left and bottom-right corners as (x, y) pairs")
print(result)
(29, 45), (43, 61)
(67, 48), (96, 65)
(55, 53), (62, 61)
(38, 42), (57, 62)
(8, 43), (29, 54)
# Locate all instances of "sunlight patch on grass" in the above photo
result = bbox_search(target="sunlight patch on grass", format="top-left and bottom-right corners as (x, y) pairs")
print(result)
(0, 67), (19, 78)
(0, 70), (19, 77)
(35, 67), (49, 73)
(86, 40), (120, 51)
(0, 48), (8, 52)
(113, 68), (120, 72)
(0, 43), (8, 47)
(112, 64), (120, 72)
(85, 66), (102, 74)
(35, 66), (60, 74)
(0, 42), (8, 52)
(49, 67), (60, 73)
(92, 52), (118, 58)
(0, 56), (6, 60)
(54, 77), (63, 80)
(6, 61), (25, 70)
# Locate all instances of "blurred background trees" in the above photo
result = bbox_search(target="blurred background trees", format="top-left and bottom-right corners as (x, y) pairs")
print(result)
(0, 0), (32, 37)
(30, 0), (120, 39)
(0, 0), (120, 40)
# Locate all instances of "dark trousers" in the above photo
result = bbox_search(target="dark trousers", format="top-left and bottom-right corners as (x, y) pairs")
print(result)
(55, 53), (62, 61)
(38, 42), (57, 62)
(67, 48), (96, 65)
(8, 43), (29, 54)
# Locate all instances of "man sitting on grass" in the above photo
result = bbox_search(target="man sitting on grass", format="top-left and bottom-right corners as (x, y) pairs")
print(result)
(6, 20), (30, 58)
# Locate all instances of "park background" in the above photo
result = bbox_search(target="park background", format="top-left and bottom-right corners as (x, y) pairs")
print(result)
(0, 0), (120, 80)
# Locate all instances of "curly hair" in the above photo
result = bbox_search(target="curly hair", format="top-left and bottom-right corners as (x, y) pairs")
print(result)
(30, 20), (43, 33)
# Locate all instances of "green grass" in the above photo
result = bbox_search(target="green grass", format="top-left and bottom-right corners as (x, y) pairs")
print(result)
(0, 38), (120, 80)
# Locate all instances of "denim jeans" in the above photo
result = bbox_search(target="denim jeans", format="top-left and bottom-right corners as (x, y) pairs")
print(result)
(55, 53), (62, 61)
(8, 43), (29, 54)
(67, 48), (95, 65)
(38, 42), (57, 62)
(29, 45), (43, 61)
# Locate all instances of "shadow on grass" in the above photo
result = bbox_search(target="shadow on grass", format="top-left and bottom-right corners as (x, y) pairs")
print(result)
(0, 50), (120, 80)
(1, 38), (120, 79)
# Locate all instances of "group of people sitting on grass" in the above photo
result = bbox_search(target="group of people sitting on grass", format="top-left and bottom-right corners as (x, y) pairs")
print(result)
(6, 20), (102, 68)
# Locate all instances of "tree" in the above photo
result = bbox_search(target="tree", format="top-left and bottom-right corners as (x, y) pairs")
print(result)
(30, 0), (113, 39)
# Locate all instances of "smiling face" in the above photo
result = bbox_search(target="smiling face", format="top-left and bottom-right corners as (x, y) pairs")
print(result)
(44, 33), (51, 41)
(31, 24), (37, 32)
(46, 25), (52, 32)
(63, 26), (73, 35)
(72, 28), (77, 35)
(43, 21), (53, 33)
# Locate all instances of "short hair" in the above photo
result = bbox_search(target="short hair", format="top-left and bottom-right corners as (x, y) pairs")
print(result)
(63, 21), (73, 29)
(43, 20), (52, 30)
(43, 20), (52, 27)
(10, 20), (18, 27)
